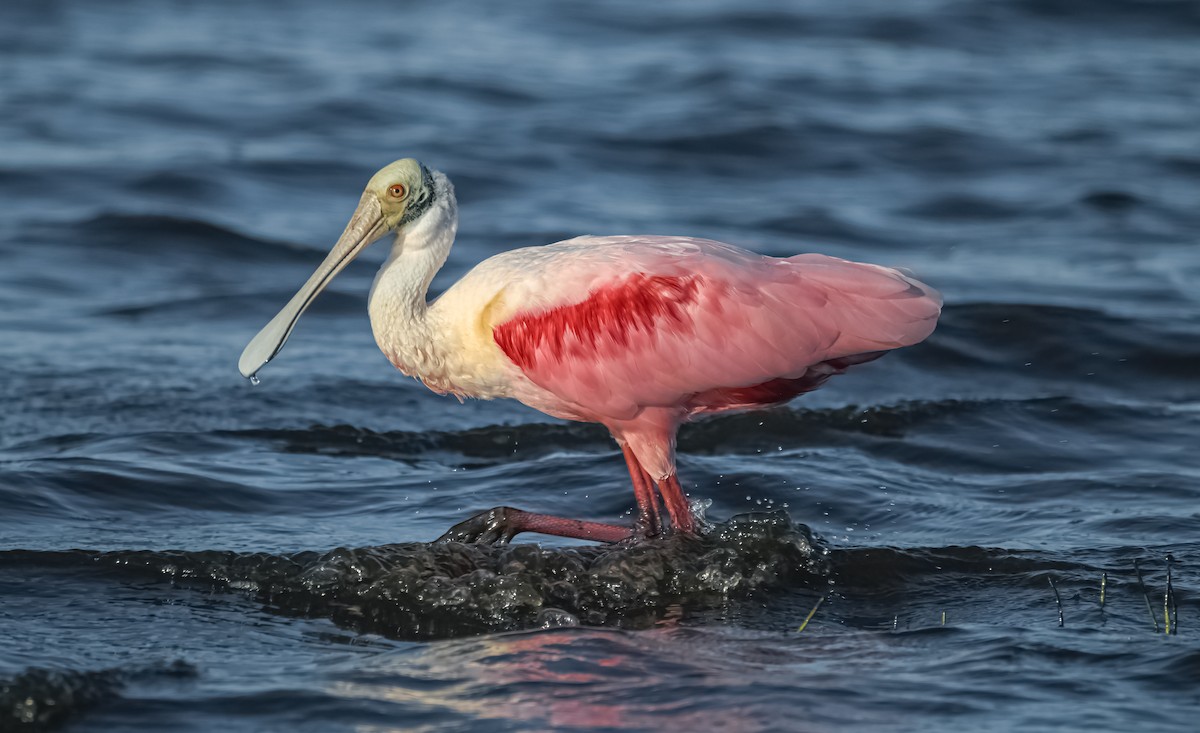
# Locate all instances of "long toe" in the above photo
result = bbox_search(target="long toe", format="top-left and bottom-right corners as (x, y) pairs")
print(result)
(436, 507), (634, 544)
(435, 506), (521, 544)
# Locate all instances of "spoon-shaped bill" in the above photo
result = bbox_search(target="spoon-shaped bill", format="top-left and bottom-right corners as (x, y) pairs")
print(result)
(238, 193), (389, 379)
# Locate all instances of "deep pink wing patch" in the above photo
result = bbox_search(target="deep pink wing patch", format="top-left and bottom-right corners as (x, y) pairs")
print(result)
(494, 274), (702, 371)
(491, 243), (940, 421)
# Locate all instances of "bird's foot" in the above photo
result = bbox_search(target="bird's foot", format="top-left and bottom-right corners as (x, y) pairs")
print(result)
(633, 509), (663, 539)
(435, 506), (635, 545)
(435, 506), (522, 544)
(654, 473), (697, 535)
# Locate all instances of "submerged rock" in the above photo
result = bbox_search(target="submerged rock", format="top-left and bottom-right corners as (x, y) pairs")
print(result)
(100, 511), (828, 639)
(0, 661), (195, 733)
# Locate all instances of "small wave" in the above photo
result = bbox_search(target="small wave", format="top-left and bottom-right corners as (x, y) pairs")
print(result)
(597, 123), (801, 158)
(93, 289), (362, 320)
(208, 397), (1034, 464)
(916, 302), (1200, 384)
(384, 76), (542, 106)
(875, 125), (1049, 174)
(759, 205), (891, 245)
(126, 170), (226, 198)
(1079, 189), (1143, 212)
(37, 213), (309, 262)
(0, 661), (195, 733)
(1010, 0), (1200, 31)
(898, 194), (1028, 221)
(100, 393), (1137, 463)
(830, 545), (1099, 591)
(228, 421), (612, 463)
(1, 457), (282, 515)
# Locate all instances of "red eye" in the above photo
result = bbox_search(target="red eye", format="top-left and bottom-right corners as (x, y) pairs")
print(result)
(388, 183), (407, 199)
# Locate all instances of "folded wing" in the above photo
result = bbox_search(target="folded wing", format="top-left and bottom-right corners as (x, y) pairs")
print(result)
(491, 236), (941, 420)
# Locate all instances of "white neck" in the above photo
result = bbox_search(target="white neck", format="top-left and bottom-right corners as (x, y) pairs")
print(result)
(368, 173), (458, 374)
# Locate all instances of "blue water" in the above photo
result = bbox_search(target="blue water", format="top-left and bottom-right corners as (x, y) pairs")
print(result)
(2, 1), (1198, 731)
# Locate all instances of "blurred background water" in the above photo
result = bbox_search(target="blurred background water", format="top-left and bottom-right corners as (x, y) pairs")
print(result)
(1, 0), (1198, 731)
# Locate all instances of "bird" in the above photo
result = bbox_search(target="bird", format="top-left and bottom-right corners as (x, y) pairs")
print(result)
(240, 158), (941, 544)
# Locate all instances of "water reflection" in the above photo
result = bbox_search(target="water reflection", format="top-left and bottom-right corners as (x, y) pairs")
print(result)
(331, 627), (773, 732)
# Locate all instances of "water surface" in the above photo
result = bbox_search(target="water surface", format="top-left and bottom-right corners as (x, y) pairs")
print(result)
(2, 1), (1198, 731)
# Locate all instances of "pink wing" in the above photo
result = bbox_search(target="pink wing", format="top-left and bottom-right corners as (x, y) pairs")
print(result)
(491, 236), (941, 421)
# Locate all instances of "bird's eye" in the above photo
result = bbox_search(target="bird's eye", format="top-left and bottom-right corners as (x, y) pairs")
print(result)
(388, 183), (407, 199)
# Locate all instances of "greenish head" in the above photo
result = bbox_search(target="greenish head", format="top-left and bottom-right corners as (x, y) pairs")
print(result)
(365, 158), (438, 231)
(237, 158), (441, 380)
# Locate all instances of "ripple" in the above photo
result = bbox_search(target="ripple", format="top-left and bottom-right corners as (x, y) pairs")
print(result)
(899, 193), (1028, 221)
(916, 302), (1200, 387)
(60, 213), (308, 261)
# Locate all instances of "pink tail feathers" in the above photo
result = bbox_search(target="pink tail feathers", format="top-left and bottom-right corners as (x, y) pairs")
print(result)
(782, 254), (942, 356)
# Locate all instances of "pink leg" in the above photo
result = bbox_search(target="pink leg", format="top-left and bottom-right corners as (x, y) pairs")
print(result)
(437, 506), (633, 545)
(609, 410), (695, 535)
(504, 510), (633, 543)
(622, 444), (663, 536)
(656, 473), (696, 534)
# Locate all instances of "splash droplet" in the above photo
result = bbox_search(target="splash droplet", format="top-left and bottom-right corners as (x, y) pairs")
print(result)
(249, 375), (260, 386)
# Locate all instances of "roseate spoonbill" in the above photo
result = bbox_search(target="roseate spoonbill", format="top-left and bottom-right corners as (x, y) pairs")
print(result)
(240, 159), (941, 544)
